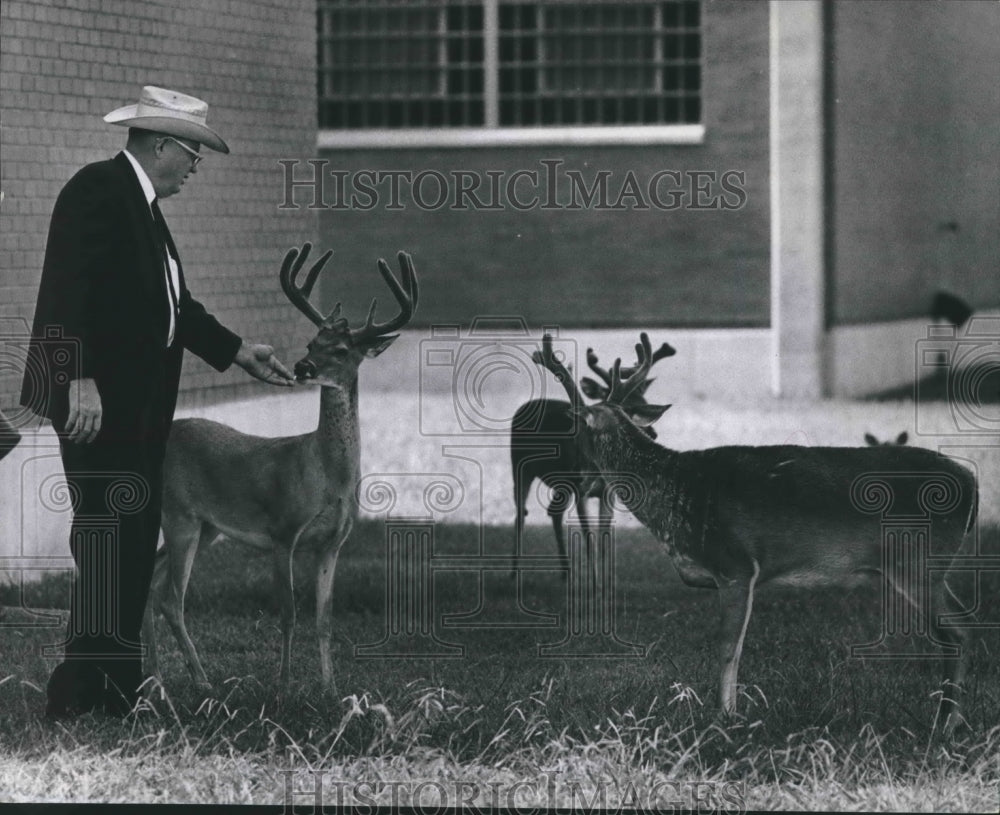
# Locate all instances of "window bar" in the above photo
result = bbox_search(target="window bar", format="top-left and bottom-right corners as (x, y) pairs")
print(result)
(653, 2), (663, 124)
(528, 8), (537, 127)
(531, 3), (558, 104)
(516, 9), (523, 127)
(483, 0), (498, 127)
(574, 16), (583, 125)
(461, 6), (480, 127)
(520, 17), (529, 128)
(361, 9), (372, 129)
(465, 2), (475, 126)
(435, 8), (446, 126)
(601, 6), (625, 125)
(318, 9), (328, 103)
(537, 5), (547, 124)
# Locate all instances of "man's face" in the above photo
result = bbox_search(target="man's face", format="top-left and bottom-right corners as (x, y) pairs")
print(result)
(152, 135), (202, 198)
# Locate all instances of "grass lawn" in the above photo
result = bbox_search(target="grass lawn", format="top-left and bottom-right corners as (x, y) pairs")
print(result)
(1, 516), (998, 809)
(2, 382), (998, 808)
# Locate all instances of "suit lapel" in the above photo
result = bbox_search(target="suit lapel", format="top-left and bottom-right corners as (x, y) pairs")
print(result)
(113, 153), (173, 332)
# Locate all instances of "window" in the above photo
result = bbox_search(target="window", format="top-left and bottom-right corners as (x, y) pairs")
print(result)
(317, 0), (703, 145)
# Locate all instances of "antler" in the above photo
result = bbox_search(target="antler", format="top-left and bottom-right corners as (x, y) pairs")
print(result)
(280, 242), (333, 327)
(280, 244), (418, 337)
(587, 340), (675, 384)
(586, 347), (612, 387)
(607, 332), (659, 406)
(349, 251), (419, 341)
(585, 339), (676, 402)
(533, 334), (585, 407)
(620, 339), (675, 378)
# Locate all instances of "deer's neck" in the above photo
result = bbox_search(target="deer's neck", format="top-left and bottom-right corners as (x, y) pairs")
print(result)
(314, 381), (361, 486)
(589, 414), (681, 518)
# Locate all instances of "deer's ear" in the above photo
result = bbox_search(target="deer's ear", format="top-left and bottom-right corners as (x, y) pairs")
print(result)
(627, 403), (670, 427)
(896, 431), (908, 445)
(361, 334), (399, 358)
(864, 433), (878, 446)
(580, 377), (608, 400)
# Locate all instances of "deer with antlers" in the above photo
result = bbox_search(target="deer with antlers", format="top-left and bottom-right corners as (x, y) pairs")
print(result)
(509, 340), (675, 579)
(142, 243), (418, 691)
(533, 332), (977, 733)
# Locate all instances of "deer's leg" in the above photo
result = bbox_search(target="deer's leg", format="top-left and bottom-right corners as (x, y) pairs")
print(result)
(573, 491), (598, 595)
(273, 544), (296, 689)
(158, 521), (215, 690)
(888, 555), (972, 735)
(715, 561), (760, 715)
(935, 526), (976, 736)
(296, 505), (353, 691)
(596, 493), (613, 529)
(510, 474), (533, 580)
(933, 582), (970, 737)
(597, 494), (614, 585)
(314, 520), (352, 692)
(548, 485), (572, 578)
(141, 545), (168, 684)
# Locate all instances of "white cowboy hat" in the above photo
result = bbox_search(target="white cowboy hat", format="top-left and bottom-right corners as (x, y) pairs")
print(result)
(104, 85), (229, 153)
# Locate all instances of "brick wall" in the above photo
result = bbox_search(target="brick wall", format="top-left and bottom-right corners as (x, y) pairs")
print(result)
(312, 1), (770, 331)
(0, 0), (318, 415)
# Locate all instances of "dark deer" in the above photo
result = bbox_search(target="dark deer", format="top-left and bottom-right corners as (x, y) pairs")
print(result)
(143, 243), (418, 691)
(534, 332), (976, 733)
(509, 340), (675, 579)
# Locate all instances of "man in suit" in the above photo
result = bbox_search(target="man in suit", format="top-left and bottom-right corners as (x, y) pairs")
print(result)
(20, 86), (295, 718)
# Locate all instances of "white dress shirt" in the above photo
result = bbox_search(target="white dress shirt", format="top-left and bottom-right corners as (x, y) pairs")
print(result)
(122, 150), (180, 347)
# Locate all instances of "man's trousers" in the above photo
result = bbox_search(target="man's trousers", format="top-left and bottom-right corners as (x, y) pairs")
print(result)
(48, 424), (167, 715)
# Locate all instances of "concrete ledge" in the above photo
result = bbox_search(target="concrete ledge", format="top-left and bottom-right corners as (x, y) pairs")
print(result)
(352, 326), (774, 406)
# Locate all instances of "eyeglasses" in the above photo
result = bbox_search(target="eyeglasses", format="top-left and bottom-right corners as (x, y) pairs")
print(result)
(160, 136), (204, 167)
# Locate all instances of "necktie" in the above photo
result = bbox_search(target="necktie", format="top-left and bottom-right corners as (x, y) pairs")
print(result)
(150, 199), (179, 345)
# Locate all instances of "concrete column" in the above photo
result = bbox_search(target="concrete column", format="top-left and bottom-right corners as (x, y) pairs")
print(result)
(770, 0), (829, 398)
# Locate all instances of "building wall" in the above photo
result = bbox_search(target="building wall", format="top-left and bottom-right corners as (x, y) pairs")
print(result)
(830, 0), (999, 325)
(3, 0), (995, 410)
(0, 0), (318, 415)
(310, 0), (770, 331)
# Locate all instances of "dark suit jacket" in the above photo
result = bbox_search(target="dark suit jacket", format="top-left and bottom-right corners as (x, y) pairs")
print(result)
(20, 152), (242, 438)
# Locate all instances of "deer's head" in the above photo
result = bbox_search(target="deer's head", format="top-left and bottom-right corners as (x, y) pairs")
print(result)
(280, 243), (418, 389)
(864, 431), (909, 447)
(578, 340), (675, 439)
(534, 332), (672, 455)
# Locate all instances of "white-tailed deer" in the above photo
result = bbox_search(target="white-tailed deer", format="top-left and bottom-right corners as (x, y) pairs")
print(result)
(534, 333), (976, 733)
(864, 431), (909, 446)
(142, 243), (418, 691)
(509, 341), (675, 579)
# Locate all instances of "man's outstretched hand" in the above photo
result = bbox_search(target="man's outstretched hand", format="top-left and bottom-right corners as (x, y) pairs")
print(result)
(234, 341), (295, 386)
